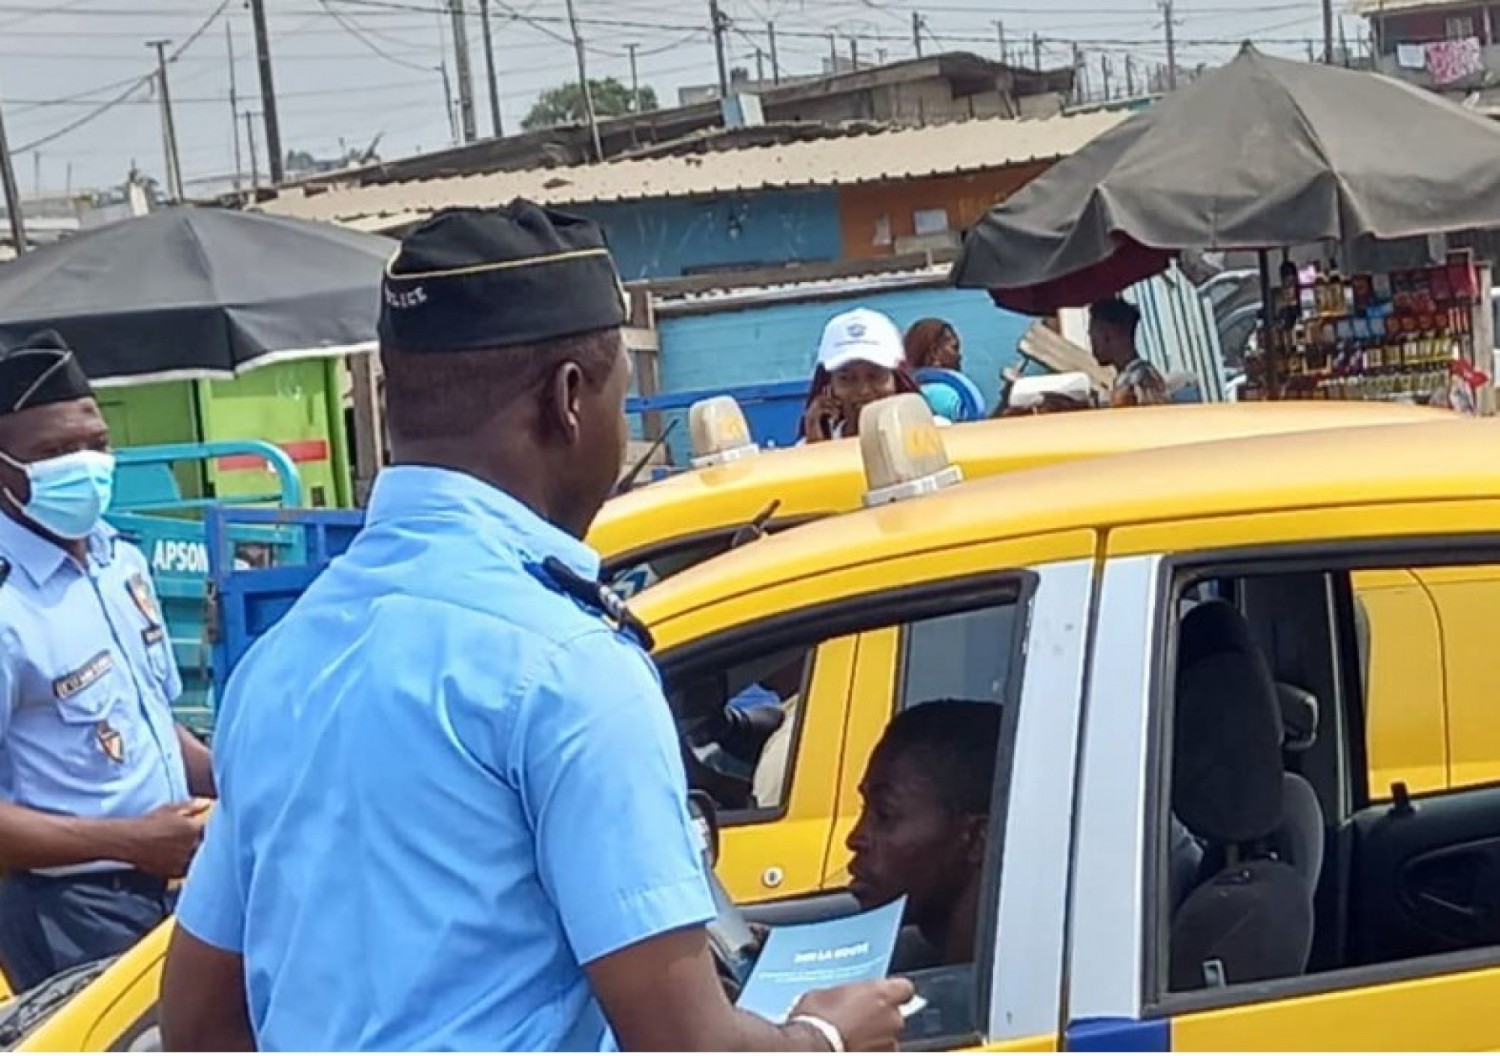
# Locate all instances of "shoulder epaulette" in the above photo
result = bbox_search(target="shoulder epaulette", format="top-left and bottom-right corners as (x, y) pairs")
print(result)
(539, 556), (656, 651)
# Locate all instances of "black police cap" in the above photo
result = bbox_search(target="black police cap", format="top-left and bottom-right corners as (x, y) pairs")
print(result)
(0, 330), (93, 416)
(378, 199), (628, 354)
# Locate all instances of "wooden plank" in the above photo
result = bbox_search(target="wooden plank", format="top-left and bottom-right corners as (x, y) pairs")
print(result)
(628, 289), (665, 441)
(622, 326), (659, 353)
(1017, 319), (1112, 392)
(347, 352), (386, 507)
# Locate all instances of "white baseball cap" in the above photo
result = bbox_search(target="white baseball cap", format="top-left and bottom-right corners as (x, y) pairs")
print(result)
(817, 308), (906, 373)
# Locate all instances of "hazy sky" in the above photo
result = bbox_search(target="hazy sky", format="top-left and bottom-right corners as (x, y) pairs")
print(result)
(0, 0), (1340, 194)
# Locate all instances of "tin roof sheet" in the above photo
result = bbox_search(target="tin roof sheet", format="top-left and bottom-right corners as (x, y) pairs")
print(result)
(257, 111), (1126, 231)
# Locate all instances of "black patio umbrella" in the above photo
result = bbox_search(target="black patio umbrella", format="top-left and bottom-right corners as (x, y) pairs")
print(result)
(952, 46), (1500, 314)
(0, 206), (395, 384)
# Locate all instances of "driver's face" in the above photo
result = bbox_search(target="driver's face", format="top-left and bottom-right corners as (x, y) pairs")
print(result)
(845, 746), (976, 925)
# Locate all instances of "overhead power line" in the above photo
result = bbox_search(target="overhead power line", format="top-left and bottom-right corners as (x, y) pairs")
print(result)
(12, 0), (232, 153)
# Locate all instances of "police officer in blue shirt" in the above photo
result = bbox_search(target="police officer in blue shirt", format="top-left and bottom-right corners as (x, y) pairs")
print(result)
(0, 332), (215, 993)
(161, 201), (911, 1052)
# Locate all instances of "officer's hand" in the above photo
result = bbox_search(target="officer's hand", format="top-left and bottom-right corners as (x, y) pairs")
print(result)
(790, 976), (914, 1052)
(128, 802), (209, 879)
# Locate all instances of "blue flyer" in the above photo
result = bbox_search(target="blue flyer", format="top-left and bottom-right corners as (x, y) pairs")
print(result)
(736, 897), (907, 1022)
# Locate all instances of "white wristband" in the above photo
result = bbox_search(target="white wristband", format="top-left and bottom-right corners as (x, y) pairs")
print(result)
(789, 1014), (845, 1052)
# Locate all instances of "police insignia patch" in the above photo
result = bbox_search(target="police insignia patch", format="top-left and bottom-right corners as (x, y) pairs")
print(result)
(127, 573), (162, 626)
(95, 721), (125, 764)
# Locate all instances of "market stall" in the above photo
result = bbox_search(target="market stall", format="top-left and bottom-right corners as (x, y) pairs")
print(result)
(951, 45), (1500, 413)
(1253, 250), (1493, 412)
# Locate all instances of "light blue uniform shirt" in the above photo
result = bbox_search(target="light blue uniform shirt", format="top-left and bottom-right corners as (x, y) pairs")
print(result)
(0, 516), (188, 851)
(178, 465), (717, 1052)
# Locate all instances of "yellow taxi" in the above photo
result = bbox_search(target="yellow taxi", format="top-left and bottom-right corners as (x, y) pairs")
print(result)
(25, 400), (1500, 1051)
(593, 399), (1448, 600)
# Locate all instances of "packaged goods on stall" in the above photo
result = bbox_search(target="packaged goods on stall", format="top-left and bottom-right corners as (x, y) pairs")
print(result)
(1246, 251), (1490, 411)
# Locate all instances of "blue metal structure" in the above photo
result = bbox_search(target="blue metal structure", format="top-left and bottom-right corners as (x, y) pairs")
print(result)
(205, 507), (363, 695)
(106, 440), (305, 735)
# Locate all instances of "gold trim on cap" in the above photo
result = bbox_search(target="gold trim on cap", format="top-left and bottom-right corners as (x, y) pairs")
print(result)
(385, 246), (613, 282)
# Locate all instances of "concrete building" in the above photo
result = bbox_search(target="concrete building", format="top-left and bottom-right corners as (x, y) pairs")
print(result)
(1354, 0), (1500, 98)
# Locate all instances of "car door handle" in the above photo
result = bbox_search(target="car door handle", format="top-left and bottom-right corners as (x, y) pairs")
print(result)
(1415, 889), (1480, 921)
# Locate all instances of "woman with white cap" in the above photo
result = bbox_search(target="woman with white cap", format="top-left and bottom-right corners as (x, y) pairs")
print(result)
(800, 307), (925, 443)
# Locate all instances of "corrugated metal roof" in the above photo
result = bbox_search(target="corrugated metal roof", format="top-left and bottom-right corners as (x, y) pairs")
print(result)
(257, 112), (1125, 232)
(655, 263), (952, 312)
(1349, 0), (1473, 15)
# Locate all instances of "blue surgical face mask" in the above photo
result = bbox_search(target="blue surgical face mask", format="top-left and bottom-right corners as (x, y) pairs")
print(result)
(0, 449), (116, 540)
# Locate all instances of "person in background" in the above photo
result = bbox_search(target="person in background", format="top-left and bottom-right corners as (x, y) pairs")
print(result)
(161, 201), (911, 1053)
(903, 319), (962, 372)
(847, 700), (1001, 970)
(0, 331), (213, 993)
(1089, 298), (1169, 408)
(801, 308), (925, 443)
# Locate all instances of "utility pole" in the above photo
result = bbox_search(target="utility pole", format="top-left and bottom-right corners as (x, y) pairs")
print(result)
(447, 0), (477, 143)
(827, 33), (837, 72)
(626, 43), (641, 110)
(147, 40), (184, 203)
(1322, 0), (1335, 62)
(244, 110), (260, 194)
(1125, 53), (1136, 96)
(439, 61), (457, 144)
(768, 22), (780, 84)
(226, 22), (243, 192)
(479, 0), (503, 137)
(850, 37), (859, 69)
(912, 11), (924, 57)
(1033, 33), (1042, 70)
(1072, 42), (1083, 102)
(563, 0), (602, 160)
(248, 0), (283, 184)
(994, 20), (1006, 64)
(0, 86), (26, 255)
(1161, 0), (1179, 90)
(709, 0), (730, 96)
(31, 152), (38, 196)
(1101, 53), (1112, 100)
(1337, 13), (1349, 65)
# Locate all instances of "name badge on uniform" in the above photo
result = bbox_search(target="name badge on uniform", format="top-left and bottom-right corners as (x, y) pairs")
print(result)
(127, 573), (165, 646)
(52, 651), (114, 700)
(95, 721), (125, 764)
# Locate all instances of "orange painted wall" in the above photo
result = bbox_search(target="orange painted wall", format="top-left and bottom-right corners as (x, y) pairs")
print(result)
(836, 162), (1053, 260)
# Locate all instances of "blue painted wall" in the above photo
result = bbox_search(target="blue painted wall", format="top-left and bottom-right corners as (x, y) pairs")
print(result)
(574, 191), (843, 280)
(641, 285), (1032, 460)
(659, 285), (1029, 406)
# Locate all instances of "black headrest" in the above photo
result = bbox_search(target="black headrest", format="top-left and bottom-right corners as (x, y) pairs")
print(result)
(1169, 858), (1313, 990)
(1174, 601), (1284, 844)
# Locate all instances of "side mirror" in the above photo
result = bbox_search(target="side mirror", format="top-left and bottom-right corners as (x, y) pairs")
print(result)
(688, 790), (722, 868)
(1277, 682), (1318, 752)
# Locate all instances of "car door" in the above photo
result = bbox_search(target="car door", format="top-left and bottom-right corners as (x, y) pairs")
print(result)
(1067, 499), (1500, 1052)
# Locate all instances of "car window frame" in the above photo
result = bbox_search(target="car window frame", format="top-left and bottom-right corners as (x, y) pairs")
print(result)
(660, 571), (1034, 1050)
(656, 571), (1035, 830)
(1141, 533), (1500, 1020)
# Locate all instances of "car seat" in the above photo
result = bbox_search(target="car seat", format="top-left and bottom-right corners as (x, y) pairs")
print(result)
(1169, 601), (1315, 991)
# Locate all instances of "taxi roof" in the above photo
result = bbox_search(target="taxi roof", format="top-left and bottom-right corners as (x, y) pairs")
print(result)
(633, 416), (1500, 624)
(589, 400), (1447, 561)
